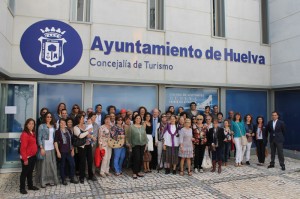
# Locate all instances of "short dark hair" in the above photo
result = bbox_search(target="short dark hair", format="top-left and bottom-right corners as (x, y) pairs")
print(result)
(256, 115), (265, 125)
(213, 105), (218, 109)
(95, 104), (102, 109)
(190, 102), (196, 107)
(107, 105), (116, 113)
(66, 117), (74, 127)
(217, 112), (223, 117)
(272, 111), (279, 115)
(40, 107), (49, 116)
(205, 106), (210, 110)
(74, 114), (84, 125)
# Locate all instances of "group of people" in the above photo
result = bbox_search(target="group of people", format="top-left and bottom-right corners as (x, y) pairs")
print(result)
(19, 102), (286, 194)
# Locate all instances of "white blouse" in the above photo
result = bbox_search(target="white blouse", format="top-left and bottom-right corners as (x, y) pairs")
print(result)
(163, 124), (180, 147)
(44, 127), (55, 151)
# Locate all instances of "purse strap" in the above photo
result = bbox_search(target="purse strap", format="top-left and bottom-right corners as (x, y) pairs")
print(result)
(236, 122), (243, 137)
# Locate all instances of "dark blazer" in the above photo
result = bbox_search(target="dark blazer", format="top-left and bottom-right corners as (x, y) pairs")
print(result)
(207, 127), (225, 148)
(186, 109), (200, 119)
(253, 124), (268, 146)
(266, 120), (286, 143)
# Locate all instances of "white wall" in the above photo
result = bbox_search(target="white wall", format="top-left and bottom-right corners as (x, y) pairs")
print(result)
(0, 0), (14, 74)
(4, 0), (270, 87)
(269, 0), (300, 87)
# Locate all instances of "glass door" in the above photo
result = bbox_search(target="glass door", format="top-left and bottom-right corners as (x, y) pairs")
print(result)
(0, 81), (37, 172)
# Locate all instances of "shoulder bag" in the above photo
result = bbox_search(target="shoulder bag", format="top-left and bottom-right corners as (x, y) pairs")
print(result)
(72, 128), (86, 147)
(108, 128), (125, 148)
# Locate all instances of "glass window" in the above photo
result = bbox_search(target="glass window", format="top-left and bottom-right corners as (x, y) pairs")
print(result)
(93, 85), (158, 113)
(165, 87), (219, 114)
(71, 0), (91, 23)
(226, 90), (267, 121)
(149, 0), (164, 30)
(275, 90), (300, 150)
(261, 0), (269, 44)
(37, 83), (82, 117)
(212, 0), (225, 37)
(8, 0), (15, 15)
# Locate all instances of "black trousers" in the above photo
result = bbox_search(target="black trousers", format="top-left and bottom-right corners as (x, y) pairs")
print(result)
(78, 145), (94, 180)
(270, 140), (285, 167)
(150, 137), (158, 170)
(194, 144), (206, 169)
(20, 156), (36, 190)
(256, 140), (265, 164)
(132, 145), (145, 174)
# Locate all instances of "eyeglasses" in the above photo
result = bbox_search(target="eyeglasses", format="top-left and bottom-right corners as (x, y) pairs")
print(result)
(196, 119), (203, 120)
(73, 107), (79, 109)
(42, 112), (47, 114)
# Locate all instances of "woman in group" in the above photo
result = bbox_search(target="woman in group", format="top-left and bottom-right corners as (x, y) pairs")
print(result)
(66, 117), (80, 174)
(19, 118), (39, 194)
(193, 115), (208, 173)
(36, 112), (59, 188)
(69, 104), (81, 120)
(167, 106), (175, 115)
(254, 116), (267, 166)
(223, 119), (233, 166)
(207, 120), (225, 173)
(37, 107), (49, 131)
(54, 118), (78, 185)
(138, 106), (147, 122)
(127, 114), (148, 179)
(143, 112), (153, 172)
(73, 114), (94, 183)
(98, 115), (113, 177)
(231, 113), (246, 167)
(179, 118), (194, 176)
(177, 116), (185, 131)
(163, 115), (180, 175)
(243, 114), (255, 165)
(54, 102), (66, 122)
(111, 115), (126, 176)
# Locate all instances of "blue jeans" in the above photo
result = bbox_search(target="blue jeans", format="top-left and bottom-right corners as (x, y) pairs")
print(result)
(114, 147), (126, 173)
(60, 152), (75, 181)
(223, 142), (231, 163)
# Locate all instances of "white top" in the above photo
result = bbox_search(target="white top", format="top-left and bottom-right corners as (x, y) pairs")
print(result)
(256, 127), (263, 140)
(44, 127), (55, 151)
(85, 123), (93, 132)
(163, 124), (179, 147)
(273, 119), (277, 130)
(96, 114), (102, 126)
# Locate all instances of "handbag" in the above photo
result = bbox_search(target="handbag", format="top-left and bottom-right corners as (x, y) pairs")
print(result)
(72, 129), (86, 147)
(94, 148), (106, 168)
(143, 151), (152, 162)
(108, 137), (125, 148)
(201, 146), (212, 169)
(236, 123), (247, 146)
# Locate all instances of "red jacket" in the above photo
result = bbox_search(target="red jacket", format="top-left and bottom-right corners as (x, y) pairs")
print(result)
(20, 131), (38, 162)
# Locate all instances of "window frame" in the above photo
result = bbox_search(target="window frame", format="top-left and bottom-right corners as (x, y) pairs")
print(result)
(7, 0), (15, 16)
(69, 0), (92, 24)
(147, 0), (166, 32)
(211, 0), (227, 39)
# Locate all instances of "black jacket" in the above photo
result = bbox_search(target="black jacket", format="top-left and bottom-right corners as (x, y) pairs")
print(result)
(266, 120), (286, 143)
(253, 124), (268, 147)
(207, 127), (225, 148)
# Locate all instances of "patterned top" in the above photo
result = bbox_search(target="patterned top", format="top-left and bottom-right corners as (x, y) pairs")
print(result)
(193, 124), (208, 145)
(111, 125), (125, 147)
(98, 125), (111, 147)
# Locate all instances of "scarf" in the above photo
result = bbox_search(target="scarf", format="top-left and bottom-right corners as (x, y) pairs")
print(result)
(60, 128), (72, 150)
(166, 124), (178, 152)
(158, 122), (167, 141)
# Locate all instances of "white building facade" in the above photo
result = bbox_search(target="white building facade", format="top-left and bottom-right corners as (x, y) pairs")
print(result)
(0, 0), (298, 171)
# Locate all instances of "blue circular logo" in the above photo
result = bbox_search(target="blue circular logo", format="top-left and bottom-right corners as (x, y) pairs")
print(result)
(20, 20), (83, 75)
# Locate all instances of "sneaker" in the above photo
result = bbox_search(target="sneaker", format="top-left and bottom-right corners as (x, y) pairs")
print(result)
(194, 168), (199, 173)
(199, 169), (204, 173)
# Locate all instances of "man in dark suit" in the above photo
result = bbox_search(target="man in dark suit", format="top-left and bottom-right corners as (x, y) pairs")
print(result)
(151, 108), (160, 170)
(95, 104), (105, 126)
(266, 111), (286, 171)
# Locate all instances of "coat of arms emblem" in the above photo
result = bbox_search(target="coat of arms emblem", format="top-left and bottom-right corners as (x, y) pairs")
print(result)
(38, 27), (67, 68)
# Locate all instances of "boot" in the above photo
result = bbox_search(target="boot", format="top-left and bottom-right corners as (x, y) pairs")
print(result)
(218, 161), (222, 174)
(211, 161), (216, 172)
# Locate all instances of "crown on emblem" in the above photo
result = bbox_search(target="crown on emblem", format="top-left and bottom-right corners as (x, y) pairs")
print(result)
(40, 27), (66, 38)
